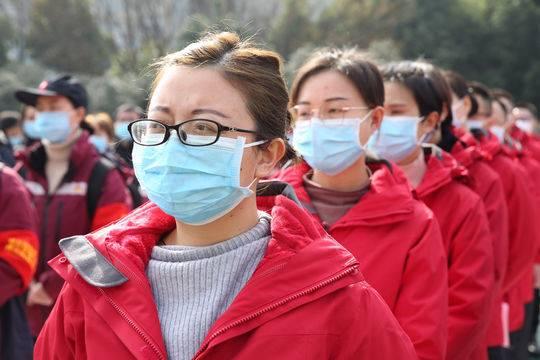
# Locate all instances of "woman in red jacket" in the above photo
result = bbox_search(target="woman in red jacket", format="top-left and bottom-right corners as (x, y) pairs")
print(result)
(279, 48), (448, 360)
(35, 32), (417, 360)
(367, 61), (495, 360)
(444, 70), (510, 360)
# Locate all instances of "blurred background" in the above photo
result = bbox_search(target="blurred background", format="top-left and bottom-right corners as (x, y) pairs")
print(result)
(0, 0), (538, 114)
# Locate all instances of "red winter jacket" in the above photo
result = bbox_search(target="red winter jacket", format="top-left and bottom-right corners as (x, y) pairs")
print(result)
(414, 146), (494, 360)
(503, 140), (540, 331)
(16, 131), (131, 336)
(35, 183), (418, 360)
(510, 125), (540, 164)
(463, 131), (537, 294)
(279, 160), (447, 360)
(450, 140), (509, 353)
(0, 164), (39, 304)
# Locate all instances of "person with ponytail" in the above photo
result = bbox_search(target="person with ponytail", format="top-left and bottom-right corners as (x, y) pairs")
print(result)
(35, 33), (417, 360)
(367, 60), (495, 360)
(280, 48), (448, 360)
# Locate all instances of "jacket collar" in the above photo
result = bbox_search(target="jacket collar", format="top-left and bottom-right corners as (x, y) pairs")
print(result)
(17, 130), (97, 179)
(279, 160), (418, 226)
(415, 144), (469, 197)
(51, 181), (362, 359)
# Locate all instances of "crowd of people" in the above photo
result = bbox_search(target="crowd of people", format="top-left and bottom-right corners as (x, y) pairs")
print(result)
(1, 31), (540, 360)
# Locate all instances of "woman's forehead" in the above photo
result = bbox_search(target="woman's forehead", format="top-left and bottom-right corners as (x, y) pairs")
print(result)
(150, 67), (247, 116)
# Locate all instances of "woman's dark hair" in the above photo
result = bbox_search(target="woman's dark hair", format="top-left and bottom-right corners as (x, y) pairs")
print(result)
(467, 81), (493, 118)
(493, 98), (508, 116)
(290, 48), (384, 109)
(442, 70), (478, 118)
(151, 32), (296, 166)
(381, 61), (457, 152)
(492, 88), (513, 103)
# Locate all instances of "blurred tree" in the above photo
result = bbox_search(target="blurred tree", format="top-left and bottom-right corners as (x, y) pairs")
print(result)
(0, 0), (32, 62)
(394, 0), (540, 107)
(268, 0), (315, 59)
(316, 0), (411, 48)
(28, 0), (112, 75)
(0, 15), (13, 67)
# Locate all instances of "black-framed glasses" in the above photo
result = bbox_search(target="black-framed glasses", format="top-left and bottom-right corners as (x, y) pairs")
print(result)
(128, 119), (258, 146)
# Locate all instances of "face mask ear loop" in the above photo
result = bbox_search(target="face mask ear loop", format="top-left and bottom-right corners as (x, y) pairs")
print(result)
(357, 110), (373, 147)
(416, 116), (436, 145)
(244, 139), (268, 148)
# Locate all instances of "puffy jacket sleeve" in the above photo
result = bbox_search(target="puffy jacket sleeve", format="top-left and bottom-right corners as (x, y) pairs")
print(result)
(392, 209), (448, 360)
(446, 196), (494, 360)
(91, 168), (131, 231)
(337, 282), (418, 359)
(0, 166), (39, 296)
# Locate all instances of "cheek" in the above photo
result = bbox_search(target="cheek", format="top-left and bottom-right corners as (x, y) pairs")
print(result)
(238, 149), (258, 186)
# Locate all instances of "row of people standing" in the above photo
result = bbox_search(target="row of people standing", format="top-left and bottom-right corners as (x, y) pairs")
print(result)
(2, 30), (539, 359)
(279, 50), (540, 360)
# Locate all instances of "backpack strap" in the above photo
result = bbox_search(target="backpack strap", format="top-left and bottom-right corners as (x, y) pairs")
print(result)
(87, 158), (115, 220)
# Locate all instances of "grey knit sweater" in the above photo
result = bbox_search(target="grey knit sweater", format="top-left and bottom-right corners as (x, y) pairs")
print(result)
(146, 213), (271, 360)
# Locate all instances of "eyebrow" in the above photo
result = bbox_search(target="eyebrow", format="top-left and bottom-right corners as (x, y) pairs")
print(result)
(385, 102), (409, 107)
(192, 108), (229, 118)
(296, 97), (349, 106)
(149, 105), (171, 114)
(148, 106), (229, 119)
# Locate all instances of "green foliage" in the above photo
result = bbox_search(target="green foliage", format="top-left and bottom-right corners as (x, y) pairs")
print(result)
(27, 0), (112, 75)
(268, 0), (315, 59)
(0, 16), (14, 67)
(0, 0), (538, 111)
(394, 0), (540, 107)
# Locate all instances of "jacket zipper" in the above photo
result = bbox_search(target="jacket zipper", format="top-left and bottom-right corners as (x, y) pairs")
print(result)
(98, 288), (165, 360)
(99, 249), (165, 359)
(38, 195), (52, 273)
(193, 265), (359, 359)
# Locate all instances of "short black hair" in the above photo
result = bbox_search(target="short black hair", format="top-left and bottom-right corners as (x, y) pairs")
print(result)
(381, 61), (452, 121)
(0, 111), (20, 131)
(467, 81), (492, 117)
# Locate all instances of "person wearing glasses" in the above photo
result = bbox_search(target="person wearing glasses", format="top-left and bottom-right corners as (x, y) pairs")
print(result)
(279, 48), (448, 360)
(35, 33), (417, 360)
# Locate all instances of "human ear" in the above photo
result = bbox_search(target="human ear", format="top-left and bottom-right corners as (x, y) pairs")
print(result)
(254, 138), (286, 179)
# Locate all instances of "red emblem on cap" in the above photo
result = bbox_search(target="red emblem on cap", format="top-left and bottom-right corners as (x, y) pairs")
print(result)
(38, 81), (49, 90)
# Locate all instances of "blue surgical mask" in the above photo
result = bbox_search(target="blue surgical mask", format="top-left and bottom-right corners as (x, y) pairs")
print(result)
(451, 100), (466, 128)
(490, 126), (506, 143)
(132, 134), (265, 225)
(115, 122), (131, 140)
(23, 120), (40, 139)
(516, 120), (534, 134)
(89, 135), (108, 154)
(8, 135), (25, 149)
(35, 112), (72, 144)
(366, 115), (424, 162)
(292, 114), (371, 175)
(467, 120), (484, 130)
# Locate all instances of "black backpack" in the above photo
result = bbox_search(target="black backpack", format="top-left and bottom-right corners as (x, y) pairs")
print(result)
(87, 158), (143, 219)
